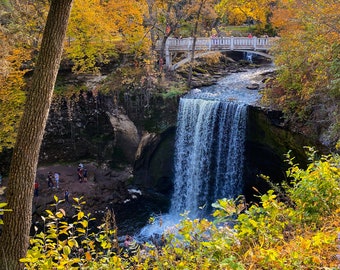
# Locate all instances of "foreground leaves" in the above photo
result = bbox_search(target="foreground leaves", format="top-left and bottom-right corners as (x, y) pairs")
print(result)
(21, 150), (340, 269)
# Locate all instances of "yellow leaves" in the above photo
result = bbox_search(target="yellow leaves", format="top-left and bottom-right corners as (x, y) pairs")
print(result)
(216, 0), (273, 27)
(76, 228), (86, 234)
(0, 36), (27, 151)
(241, 226), (339, 269)
(55, 211), (64, 219)
(68, 238), (78, 249)
(0, 202), (12, 225)
(45, 209), (54, 217)
(100, 240), (111, 250)
(77, 211), (84, 221)
(80, 219), (88, 228)
(63, 245), (71, 256)
(65, 0), (149, 73)
(249, 219), (258, 228)
(270, 0), (340, 114)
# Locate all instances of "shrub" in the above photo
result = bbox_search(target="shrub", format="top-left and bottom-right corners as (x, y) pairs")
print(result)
(20, 196), (129, 269)
(285, 148), (340, 225)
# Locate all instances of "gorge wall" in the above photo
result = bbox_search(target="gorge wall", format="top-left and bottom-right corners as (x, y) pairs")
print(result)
(0, 67), (319, 202)
(38, 80), (315, 201)
(39, 84), (178, 168)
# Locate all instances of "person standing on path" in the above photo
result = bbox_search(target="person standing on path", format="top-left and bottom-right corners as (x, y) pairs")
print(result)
(54, 172), (60, 189)
(34, 181), (39, 197)
(65, 190), (70, 203)
(47, 171), (54, 188)
(77, 164), (84, 183)
(83, 168), (88, 182)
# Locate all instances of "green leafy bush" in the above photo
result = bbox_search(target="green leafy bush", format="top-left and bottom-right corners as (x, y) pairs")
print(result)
(20, 196), (130, 269)
(286, 148), (340, 225)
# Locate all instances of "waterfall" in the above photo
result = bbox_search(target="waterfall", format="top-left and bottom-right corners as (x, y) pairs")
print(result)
(137, 67), (275, 239)
(169, 98), (248, 218)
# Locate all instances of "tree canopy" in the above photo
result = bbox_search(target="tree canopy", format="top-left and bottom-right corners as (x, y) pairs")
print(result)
(215, 0), (275, 28)
(65, 0), (149, 73)
(262, 0), (340, 147)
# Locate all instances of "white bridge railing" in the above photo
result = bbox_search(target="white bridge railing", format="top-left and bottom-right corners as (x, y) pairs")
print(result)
(156, 37), (277, 52)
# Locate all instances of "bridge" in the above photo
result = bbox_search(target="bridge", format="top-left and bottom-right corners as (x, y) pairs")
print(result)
(155, 37), (277, 70)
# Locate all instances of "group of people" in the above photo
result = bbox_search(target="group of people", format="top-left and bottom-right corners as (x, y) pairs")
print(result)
(47, 171), (60, 189)
(33, 171), (60, 198)
(33, 163), (88, 204)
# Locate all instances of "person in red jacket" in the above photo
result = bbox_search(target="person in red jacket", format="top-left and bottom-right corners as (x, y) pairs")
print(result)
(34, 181), (39, 197)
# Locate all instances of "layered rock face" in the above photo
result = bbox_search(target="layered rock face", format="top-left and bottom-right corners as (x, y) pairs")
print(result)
(39, 88), (177, 192)
(41, 91), (139, 165)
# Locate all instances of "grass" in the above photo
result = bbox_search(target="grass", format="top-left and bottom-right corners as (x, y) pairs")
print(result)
(221, 25), (256, 36)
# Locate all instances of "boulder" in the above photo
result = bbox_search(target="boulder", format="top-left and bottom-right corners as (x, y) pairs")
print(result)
(246, 83), (260, 90)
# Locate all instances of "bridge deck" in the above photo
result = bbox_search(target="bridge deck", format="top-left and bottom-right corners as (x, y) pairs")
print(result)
(156, 37), (277, 52)
(156, 37), (278, 70)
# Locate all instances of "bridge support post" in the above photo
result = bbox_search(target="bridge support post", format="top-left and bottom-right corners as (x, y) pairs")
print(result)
(165, 40), (172, 69)
(253, 37), (257, 50)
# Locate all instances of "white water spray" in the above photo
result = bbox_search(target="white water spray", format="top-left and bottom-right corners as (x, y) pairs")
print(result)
(169, 98), (247, 219)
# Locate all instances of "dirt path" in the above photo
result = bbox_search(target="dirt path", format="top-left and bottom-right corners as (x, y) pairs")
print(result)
(33, 162), (133, 214)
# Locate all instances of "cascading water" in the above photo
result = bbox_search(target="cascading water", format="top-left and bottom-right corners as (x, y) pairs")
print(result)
(138, 65), (275, 239)
(170, 98), (247, 219)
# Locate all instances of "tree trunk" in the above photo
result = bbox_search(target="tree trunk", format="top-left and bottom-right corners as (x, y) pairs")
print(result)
(187, 0), (205, 88)
(0, 0), (73, 269)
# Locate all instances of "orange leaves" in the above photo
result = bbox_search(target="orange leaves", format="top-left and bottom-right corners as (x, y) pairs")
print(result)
(271, 6), (296, 30)
(0, 1), (49, 151)
(267, 0), (340, 127)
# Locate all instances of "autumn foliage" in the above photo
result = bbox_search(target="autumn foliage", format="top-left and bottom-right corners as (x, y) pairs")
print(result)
(65, 0), (149, 73)
(215, 0), (275, 31)
(21, 149), (340, 269)
(262, 0), (340, 147)
(1, 0), (339, 150)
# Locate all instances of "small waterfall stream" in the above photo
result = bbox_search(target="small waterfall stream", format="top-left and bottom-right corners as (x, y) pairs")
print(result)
(138, 65), (275, 239)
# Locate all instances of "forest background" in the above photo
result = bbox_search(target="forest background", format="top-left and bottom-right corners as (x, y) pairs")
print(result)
(0, 0), (339, 269)
(1, 0), (339, 152)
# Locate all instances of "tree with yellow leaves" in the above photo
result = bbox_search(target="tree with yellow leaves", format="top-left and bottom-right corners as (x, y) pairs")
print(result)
(0, 2), (74, 269)
(215, 0), (275, 30)
(65, 0), (149, 73)
(0, 0), (48, 151)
